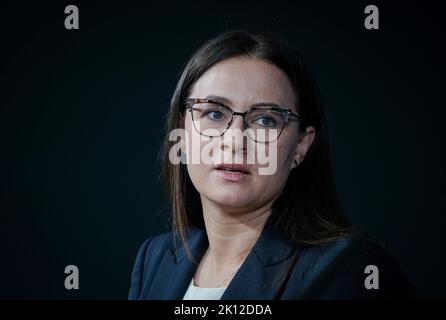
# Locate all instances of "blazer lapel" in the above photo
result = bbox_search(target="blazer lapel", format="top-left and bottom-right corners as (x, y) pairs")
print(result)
(221, 211), (299, 300)
(144, 228), (209, 300)
(147, 209), (299, 300)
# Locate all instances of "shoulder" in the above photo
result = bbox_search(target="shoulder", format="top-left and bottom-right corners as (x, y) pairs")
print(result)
(128, 231), (176, 299)
(131, 230), (185, 272)
(128, 227), (205, 299)
(284, 231), (414, 299)
(134, 232), (175, 262)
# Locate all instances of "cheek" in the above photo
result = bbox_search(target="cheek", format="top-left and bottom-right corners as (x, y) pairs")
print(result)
(255, 141), (294, 189)
(184, 117), (216, 191)
(259, 138), (295, 173)
(186, 163), (206, 193)
(276, 142), (295, 169)
(277, 126), (299, 164)
(183, 116), (202, 159)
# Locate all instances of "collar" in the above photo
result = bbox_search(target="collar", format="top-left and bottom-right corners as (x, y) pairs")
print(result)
(171, 207), (296, 266)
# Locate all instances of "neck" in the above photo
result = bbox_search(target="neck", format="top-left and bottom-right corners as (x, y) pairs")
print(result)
(200, 199), (273, 267)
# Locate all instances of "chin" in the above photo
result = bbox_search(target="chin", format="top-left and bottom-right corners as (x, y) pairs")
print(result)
(207, 193), (253, 210)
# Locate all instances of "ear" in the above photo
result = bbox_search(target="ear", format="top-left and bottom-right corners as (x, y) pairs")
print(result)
(292, 126), (316, 169)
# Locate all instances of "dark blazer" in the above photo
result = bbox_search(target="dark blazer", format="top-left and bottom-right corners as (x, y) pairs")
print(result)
(128, 212), (413, 300)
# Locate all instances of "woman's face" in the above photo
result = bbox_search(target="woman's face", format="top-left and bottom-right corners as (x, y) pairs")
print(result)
(182, 56), (314, 214)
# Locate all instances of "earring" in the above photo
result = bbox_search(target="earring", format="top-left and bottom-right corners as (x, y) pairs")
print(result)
(294, 159), (299, 168)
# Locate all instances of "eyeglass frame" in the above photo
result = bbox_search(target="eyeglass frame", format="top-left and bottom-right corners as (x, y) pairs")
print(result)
(184, 98), (302, 142)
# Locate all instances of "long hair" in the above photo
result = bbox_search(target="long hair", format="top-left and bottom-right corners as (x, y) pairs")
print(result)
(161, 30), (350, 259)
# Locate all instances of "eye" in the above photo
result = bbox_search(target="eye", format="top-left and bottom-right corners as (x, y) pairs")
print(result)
(202, 109), (226, 121)
(254, 116), (277, 127)
(203, 109), (226, 121)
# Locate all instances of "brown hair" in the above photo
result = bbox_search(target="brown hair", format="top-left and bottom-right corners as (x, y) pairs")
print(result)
(161, 30), (350, 259)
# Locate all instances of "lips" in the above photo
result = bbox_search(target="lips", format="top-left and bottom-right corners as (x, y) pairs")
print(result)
(214, 163), (251, 182)
(214, 163), (251, 174)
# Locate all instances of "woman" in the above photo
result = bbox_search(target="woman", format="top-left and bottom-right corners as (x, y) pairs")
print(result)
(128, 30), (412, 300)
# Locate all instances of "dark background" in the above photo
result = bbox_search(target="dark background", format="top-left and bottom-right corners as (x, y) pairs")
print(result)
(1, 0), (445, 299)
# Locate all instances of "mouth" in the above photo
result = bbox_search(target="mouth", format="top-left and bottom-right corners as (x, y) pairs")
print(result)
(214, 164), (251, 174)
(214, 164), (251, 182)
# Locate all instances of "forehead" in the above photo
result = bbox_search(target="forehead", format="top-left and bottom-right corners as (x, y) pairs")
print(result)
(189, 56), (296, 110)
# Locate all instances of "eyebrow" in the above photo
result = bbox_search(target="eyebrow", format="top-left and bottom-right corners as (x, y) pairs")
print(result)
(204, 95), (232, 106)
(204, 95), (286, 109)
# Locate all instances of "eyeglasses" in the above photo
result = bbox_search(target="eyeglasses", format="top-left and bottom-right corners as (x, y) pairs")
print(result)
(184, 98), (301, 142)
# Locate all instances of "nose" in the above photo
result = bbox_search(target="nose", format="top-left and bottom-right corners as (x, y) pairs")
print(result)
(220, 115), (247, 155)
(228, 113), (245, 131)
